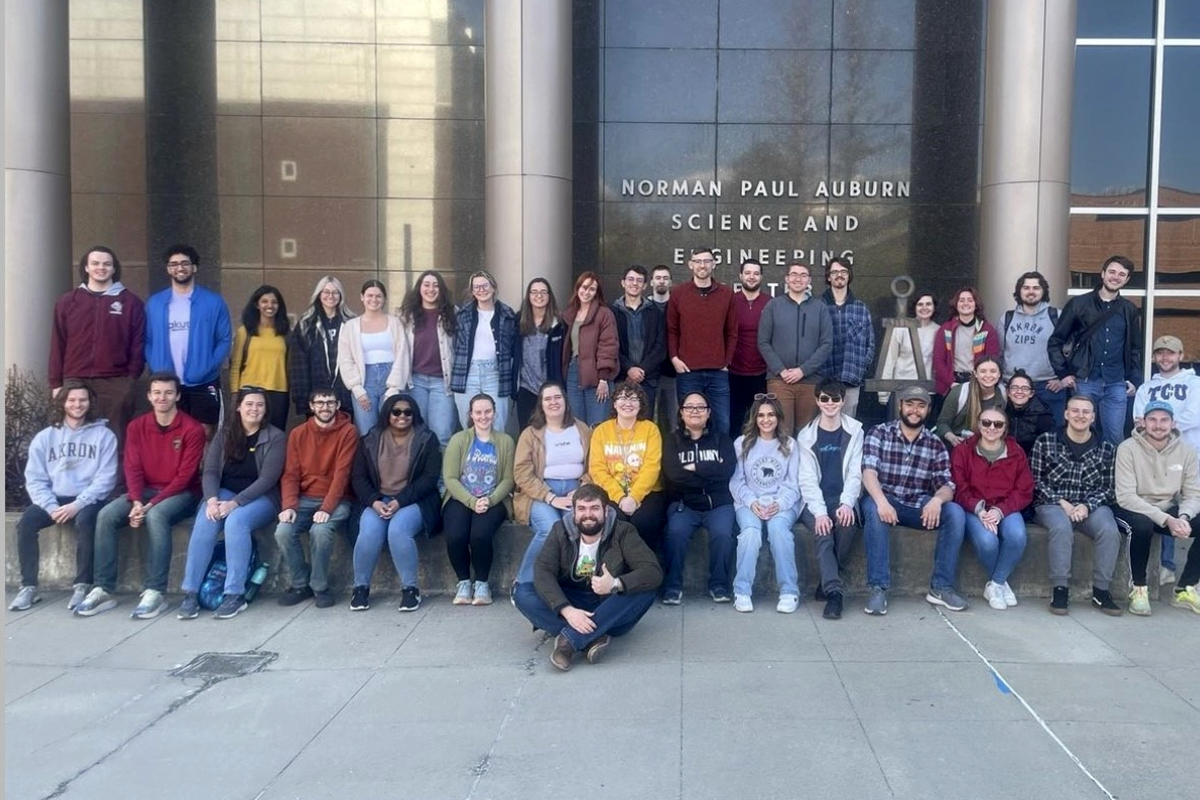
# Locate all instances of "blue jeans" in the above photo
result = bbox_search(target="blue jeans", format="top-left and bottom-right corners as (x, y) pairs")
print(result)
(1073, 377), (1129, 446)
(353, 362), (392, 435)
(409, 372), (457, 448)
(513, 581), (655, 651)
(273, 497), (351, 592)
(518, 478), (580, 584)
(454, 358), (509, 435)
(94, 489), (199, 593)
(1033, 380), (1066, 426)
(963, 512), (1028, 584)
(353, 502), (423, 587)
(733, 504), (799, 597)
(567, 357), (612, 427)
(861, 494), (966, 591)
(664, 502), (736, 595)
(676, 369), (731, 436)
(182, 491), (277, 595)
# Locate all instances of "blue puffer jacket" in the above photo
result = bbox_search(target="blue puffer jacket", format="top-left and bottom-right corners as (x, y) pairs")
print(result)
(145, 285), (233, 386)
(449, 300), (521, 399)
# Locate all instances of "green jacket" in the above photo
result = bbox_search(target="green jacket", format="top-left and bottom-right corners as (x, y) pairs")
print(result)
(442, 428), (515, 515)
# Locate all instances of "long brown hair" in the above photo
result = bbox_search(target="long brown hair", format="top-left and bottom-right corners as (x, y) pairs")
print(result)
(527, 381), (576, 430)
(963, 356), (1004, 432)
(739, 395), (792, 460)
(53, 379), (101, 426)
(519, 278), (559, 336)
(565, 271), (606, 318)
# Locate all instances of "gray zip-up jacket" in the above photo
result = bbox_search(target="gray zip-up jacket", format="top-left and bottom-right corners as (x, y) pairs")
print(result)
(757, 291), (833, 382)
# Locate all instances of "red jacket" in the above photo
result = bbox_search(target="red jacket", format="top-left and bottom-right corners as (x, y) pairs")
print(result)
(730, 291), (769, 376)
(560, 303), (619, 388)
(49, 284), (146, 389)
(281, 412), (358, 513)
(933, 318), (1001, 395)
(124, 411), (205, 503)
(950, 434), (1034, 517)
(667, 281), (738, 370)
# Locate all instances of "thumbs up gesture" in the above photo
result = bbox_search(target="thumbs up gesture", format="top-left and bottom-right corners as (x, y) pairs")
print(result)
(591, 563), (617, 595)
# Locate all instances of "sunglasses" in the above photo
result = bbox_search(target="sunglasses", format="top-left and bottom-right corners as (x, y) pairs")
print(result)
(390, 407), (415, 417)
(754, 393), (777, 401)
(817, 394), (843, 403)
(979, 419), (1006, 429)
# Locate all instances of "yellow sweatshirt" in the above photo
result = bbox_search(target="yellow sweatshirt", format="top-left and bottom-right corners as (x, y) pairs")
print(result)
(588, 418), (663, 503)
(230, 326), (288, 392)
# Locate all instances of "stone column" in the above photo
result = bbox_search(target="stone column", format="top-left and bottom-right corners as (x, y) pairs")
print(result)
(979, 0), (1077, 312)
(4, 0), (72, 375)
(484, 0), (573, 306)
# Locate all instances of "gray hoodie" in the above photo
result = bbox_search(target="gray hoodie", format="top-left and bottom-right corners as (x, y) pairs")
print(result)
(757, 291), (833, 381)
(24, 419), (118, 511)
(1002, 302), (1058, 382)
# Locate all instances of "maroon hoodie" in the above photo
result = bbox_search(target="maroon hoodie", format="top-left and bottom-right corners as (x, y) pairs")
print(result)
(49, 283), (146, 388)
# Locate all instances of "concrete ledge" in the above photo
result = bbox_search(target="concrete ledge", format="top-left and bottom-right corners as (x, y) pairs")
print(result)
(10, 511), (1185, 601)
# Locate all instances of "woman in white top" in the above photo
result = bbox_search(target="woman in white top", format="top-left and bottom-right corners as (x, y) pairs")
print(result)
(877, 292), (938, 417)
(337, 280), (407, 435)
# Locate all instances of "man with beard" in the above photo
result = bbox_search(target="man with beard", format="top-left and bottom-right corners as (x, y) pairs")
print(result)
(758, 260), (833, 433)
(860, 385), (967, 615)
(728, 258), (771, 435)
(650, 264), (678, 428)
(144, 245), (233, 440)
(513, 483), (663, 671)
(1001, 271), (1064, 422)
(821, 257), (875, 418)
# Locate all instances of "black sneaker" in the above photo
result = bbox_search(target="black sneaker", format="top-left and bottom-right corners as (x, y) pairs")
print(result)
(1049, 586), (1069, 616)
(814, 585), (827, 602)
(213, 594), (248, 619)
(278, 586), (314, 607)
(313, 590), (336, 609)
(1091, 587), (1122, 617)
(822, 592), (843, 620)
(350, 585), (370, 611)
(399, 586), (421, 612)
(177, 592), (200, 620)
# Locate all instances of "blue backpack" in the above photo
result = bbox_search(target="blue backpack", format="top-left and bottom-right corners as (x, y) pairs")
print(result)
(199, 538), (260, 610)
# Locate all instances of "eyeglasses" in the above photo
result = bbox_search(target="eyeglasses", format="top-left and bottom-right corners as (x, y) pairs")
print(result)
(528, 289), (549, 297)
(615, 394), (640, 403)
(311, 399), (338, 407)
(390, 407), (414, 417)
(979, 419), (1007, 429)
(817, 394), (843, 403)
(754, 393), (777, 401)
(471, 283), (492, 292)
(167, 260), (193, 268)
(690, 258), (715, 265)
(682, 405), (710, 413)
(828, 269), (850, 277)
(1008, 385), (1033, 394)
(320, 289), (341, 297)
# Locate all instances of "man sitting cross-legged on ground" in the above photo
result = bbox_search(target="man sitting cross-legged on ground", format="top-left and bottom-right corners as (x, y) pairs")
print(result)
(860, 385), (968, 615)
(514, 483), (663, 671)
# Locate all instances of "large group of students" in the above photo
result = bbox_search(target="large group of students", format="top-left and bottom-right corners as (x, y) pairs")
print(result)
(11, 244), (1200, 671)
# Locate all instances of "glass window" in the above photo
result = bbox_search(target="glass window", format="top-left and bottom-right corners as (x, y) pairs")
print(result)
(833, 0), (916, 50)
(1149, 298), (1200, 365)
(716, 124), (830, 201)
(828, 125), (912, 194)
(379, 119), (484, 199)
(262, 117), (378, 198)
(377, 0), (485, 45)
(1076, 0), (1154, 38)
(263, 197), (379, 269)
(604, 49), (716, 123)
(1158, 48), (1200, 208)
(1070, 47), (1151, 205)
(70, 0), (143, 40)
(377, 45), (483, 120)
(718, 0), (832, 49)
(1068, 215), (1147, 289)
(216, 41), (262, 114)
(261, 0), (375, 44)
(602, 123), (716, 202)
(1165, 0), (1200, 38)
(261, 43), (377, 118)
(1155, 216), (1200, 287)
(718, 50), (831, 124)
(831, 51), (914, 124)
(604, 0), (718, 48)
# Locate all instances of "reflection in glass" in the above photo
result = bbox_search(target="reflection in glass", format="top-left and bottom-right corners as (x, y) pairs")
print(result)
(377, 0), (485, 45)
(1155, 217), (1200, 287)
(1166, 0), (1200, 38)
(1076, 0), (1154, 38)
(1070, 47), (1151, 205)
(263, 197), (379, 269)
(70, 113), (146, 194)
(603, 123), (717, 201)
(219, 197), (264, 270)
(262, 117), (378, 197)
(380, 119), (484, 199)
(70, 40), (145, 112)
(1150, 298), (1200, 362)
(216, 0), (261, 42)
(377, 45), (484, 120)
(261, 0), (375, 43)
(718, 51), (831, 124)
(1158, 48), (1200, 208)
(716, 125), (830, 199)
(70, 0), (143, 40)
(1068, 215), (1147, 289)
(833, 0), (915, 50)
(718, 0), (832, 49)
(604, 0), (718, 48)
(261, 42), (377, 117)
(216, 116), (263, 196)
(831, 51), (914, 125)
(380, 198), (484, 273)
(828, 125), (912, 188)
(216, 41), (262, 114)
(605, 49), (716, 123)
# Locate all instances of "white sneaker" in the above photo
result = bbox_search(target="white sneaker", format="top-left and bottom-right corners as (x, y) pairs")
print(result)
(452, 580), (473, 605)
(74, 587), (118, 617)
(471, 581), (493, 606)
(8, 586), (39, 611)
(131, 589), (169, 619)
(984, 581), (1007, 610)
(776, 595), (799, 614)
(733, 594), (753, 613)
(1160, 565), (1177, 586)
(1000, 581), (1018, 607)
(67, 583), (90, 611)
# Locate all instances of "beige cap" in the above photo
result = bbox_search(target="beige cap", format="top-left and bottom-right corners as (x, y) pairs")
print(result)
(1152, 335), (1184, 353)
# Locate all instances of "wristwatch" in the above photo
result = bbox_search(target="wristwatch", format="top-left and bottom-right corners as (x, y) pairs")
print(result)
(611, 577), (624, 595)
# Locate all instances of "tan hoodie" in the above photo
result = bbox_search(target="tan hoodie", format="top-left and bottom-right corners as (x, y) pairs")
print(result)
(1114, 428), (1200, 526)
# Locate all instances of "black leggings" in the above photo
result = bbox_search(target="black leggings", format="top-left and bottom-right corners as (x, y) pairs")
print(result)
(616, 491), (668, 554)
(1116, 506), (1200, 586)
(443, 500), (508, 581)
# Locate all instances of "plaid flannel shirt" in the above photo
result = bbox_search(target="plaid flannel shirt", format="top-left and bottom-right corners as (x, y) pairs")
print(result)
(1029, 430), (1116, 511)
(822, 289), (875, 386)
(862, 420), (954, 507)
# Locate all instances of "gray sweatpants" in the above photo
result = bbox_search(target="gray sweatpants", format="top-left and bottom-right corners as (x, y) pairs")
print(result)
(1035, 504), (1120, 590)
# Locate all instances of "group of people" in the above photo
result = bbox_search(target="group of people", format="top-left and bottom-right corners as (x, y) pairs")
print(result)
(10, 245), (1200, 671)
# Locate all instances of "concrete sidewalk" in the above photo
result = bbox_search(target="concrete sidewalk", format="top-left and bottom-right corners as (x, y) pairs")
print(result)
(6, 587), (1199, 800)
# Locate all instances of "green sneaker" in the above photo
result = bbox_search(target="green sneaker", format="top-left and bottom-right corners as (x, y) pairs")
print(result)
(1128, 585), (1151, 616)
(1171, 586), (1200, 615)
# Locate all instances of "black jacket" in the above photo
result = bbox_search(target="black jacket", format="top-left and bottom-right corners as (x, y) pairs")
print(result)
(351, 425), (443, 537)
(288, 317), (353, 414)
(662, 427), (737, 511)
(1048, 289), (1142, 384)
(612, 299), (667, 383)
(1006, 395), (1055, 458)
(545, 319), (567, 385)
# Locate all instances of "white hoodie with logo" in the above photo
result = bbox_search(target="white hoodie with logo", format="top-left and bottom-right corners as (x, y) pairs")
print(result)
(1133, 368), (1200, 452)
(24, 419), (118, 511)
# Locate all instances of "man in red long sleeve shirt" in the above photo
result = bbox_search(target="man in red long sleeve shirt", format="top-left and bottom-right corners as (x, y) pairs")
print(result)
(728, 258), (771, 436)
(273, 389), (358, 608)
(77, 372), (204, 619)
(667, 246), (738, 435)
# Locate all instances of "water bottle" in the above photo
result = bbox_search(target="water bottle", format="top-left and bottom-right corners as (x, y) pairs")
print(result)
(244, 562), (270, 602)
